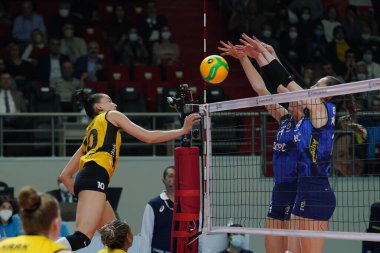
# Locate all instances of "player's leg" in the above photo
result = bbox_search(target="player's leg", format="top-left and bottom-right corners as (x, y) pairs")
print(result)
(287, 216), (301, 253)
(293, 215), (328, 253)
(97, 200), (117, 230)
(265, 218), (287, 253)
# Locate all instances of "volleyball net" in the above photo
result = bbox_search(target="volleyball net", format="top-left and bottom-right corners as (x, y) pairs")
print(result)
(199, 78), (380, 242)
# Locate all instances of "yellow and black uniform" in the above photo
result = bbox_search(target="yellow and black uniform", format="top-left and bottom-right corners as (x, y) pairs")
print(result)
(74, 111), (121, 197)
(80, 111), (121, 178)
(0, 235), (67, 253)
(97, 248), (127, 253)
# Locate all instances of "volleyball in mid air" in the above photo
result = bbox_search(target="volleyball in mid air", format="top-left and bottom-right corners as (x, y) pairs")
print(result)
(200, 55), (229, 84)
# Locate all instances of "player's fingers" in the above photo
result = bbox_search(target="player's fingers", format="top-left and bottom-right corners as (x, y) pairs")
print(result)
(219, 41), (229, 47)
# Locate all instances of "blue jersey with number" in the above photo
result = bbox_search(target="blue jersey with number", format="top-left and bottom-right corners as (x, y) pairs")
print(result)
(294, 102), (336, 177)
(273, 114), (298, 183)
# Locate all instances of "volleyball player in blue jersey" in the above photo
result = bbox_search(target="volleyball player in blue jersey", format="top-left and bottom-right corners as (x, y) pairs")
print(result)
(219, 40), (303, 253)
(241, 35), (356, 253)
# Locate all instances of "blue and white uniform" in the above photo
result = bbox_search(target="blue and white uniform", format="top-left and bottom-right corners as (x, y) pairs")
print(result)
(140, 192), (173, 253)
(267, 114), (298, 221)
(292, 102), (336, 220)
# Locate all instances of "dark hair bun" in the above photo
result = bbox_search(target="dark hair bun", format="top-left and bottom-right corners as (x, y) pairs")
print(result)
(74, 89), (89, 105)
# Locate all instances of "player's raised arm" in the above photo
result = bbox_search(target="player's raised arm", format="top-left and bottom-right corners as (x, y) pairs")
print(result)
(107, 110), (200, 143)
(218, 40), (288, 122)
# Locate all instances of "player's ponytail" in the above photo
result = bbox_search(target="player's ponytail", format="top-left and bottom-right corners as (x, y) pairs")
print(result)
(74, 89), (103, 118)
(324, 76), (357, 120)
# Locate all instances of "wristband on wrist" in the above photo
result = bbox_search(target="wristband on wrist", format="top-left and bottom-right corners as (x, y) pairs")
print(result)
(261, 60), (294, 91)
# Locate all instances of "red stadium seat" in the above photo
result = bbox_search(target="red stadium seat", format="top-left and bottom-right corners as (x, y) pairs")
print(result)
(108, 65), (130, 82)
(85, 81), (109, 94)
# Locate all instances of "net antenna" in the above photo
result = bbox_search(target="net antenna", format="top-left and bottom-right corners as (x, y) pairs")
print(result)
(200, 78), (380, 242)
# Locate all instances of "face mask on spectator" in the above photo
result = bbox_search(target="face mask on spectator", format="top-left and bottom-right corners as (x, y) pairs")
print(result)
(129, 33), (138, 42)
(357, 73), (367, 81)
(289, 31), (298, 39)
(59, 9), (70, 18)
(230, 235), (244, 249)
(301, 13), (311, 21)
(0, 210), (12, 222)
(362, 33), (371, 41)
(161, 32), (171, 40)
(363, 53), (373, 63)
(262, 30), (272, 38)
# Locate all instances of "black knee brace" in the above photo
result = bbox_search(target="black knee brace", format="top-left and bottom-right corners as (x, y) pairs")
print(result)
(66, 231), (91, 251)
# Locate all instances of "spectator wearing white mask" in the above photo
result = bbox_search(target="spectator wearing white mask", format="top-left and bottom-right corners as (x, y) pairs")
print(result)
(0, 198), (22, 239)
(152, 26), (179, 66)
(48, 1), (83, 38)
(362, 48), (380, 78)
(218, 224), (253, 253)
(114, 26), (149, 67)
(47, 176), (78, 203)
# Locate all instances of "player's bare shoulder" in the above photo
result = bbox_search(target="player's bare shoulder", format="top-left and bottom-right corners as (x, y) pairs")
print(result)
(106, 110), (130, 127)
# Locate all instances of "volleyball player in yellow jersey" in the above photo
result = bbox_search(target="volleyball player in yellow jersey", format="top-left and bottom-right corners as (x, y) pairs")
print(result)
(97, 220), (133, 253)
(0, 186), (72, 253)
(57, 89), (201, 251)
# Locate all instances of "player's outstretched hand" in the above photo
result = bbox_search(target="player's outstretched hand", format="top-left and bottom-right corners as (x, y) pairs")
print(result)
(182, 113), (201, 133)
(218, 41), (245, 60)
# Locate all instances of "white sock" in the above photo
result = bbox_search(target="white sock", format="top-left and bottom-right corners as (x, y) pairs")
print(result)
(56, 237), (72, 250)
(285, 251), (294, 253)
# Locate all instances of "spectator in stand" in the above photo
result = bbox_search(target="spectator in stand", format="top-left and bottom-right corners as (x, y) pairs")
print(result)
(258, 23), (279, 52)
(343, 49), (358, 82)
(60, 23), (88, 63)
(5, 43), (35, 85)
(321, 60), (344, 81)
(288, 0), (324, 20)
(74, 41), (106, 83)
(356, 23), (380, 60)
(50, 61), (84, 112)
(106, 4), (131, 47)
(114, 27), (149, 67)
(227, 0), (266, 44)
(296, 6), (316, 40)
(278, 25), (306, 73)
(0, 72), (28, 156)
(342, 5), (361, 47)
(300, 65), (317, 88)
(306, 47), (328, 80)
(48, 1), (84, 38)
(47, 174), (78, 203)
(37, 37), (70, 83)
(362, 47), (380, 78)
(0, 72), (26, 114)
(21, 29), (49, 65)
(11, 0), (46, 44)
(152, 26), (179, 66)
(306, 22), (328, 62)
(321, 5), (342, 43)
(272, 4), (292, 40)
(218, 224), (253, 253)
(325, 26), (352, 76)
(136, 0), (168, 60)
(0, 197), (23, 238)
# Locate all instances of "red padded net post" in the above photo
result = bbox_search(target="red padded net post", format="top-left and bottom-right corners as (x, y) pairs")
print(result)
(171, 147), (200, 253)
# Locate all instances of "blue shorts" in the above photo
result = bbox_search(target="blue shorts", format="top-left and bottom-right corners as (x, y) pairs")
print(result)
(267, 181), (298, 221)
(74, 162), (110, 197)
(292, 177), (336, 221)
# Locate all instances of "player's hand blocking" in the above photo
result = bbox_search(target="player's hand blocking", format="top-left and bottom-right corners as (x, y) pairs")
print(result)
(182, 113), (201, 133)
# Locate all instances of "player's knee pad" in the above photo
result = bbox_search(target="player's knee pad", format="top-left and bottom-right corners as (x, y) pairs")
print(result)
(66, 231), (91, 251)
